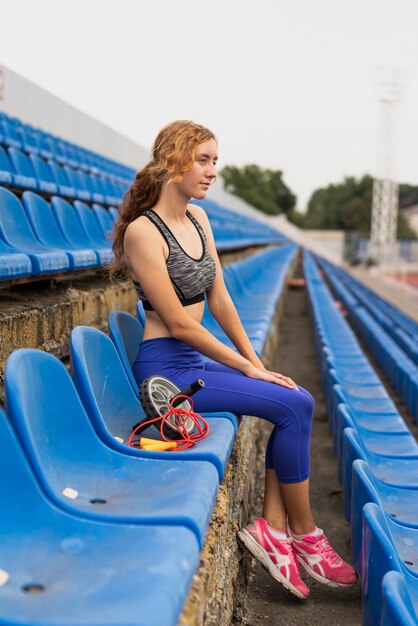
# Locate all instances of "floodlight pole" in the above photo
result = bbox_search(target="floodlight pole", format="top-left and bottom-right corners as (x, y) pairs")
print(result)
(368, 71), (403, 266)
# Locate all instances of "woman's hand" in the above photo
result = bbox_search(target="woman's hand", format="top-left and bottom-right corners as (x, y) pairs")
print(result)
(243, 363), (298, 390)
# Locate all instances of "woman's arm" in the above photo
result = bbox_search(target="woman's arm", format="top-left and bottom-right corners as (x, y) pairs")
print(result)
(124, 218), (295, 388)
(189, 205), (264, 366)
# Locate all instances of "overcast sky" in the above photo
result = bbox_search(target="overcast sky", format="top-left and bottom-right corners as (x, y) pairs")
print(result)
(1, 0), (417, 210)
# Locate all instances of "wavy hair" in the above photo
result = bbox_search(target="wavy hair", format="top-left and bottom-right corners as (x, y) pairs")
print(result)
(109, 120), (216, 278)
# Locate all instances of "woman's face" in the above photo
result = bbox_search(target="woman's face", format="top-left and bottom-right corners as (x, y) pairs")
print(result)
(176, 138), (218, 199)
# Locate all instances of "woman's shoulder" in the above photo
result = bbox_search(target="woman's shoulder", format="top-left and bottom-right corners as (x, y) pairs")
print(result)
(124, 212), (160, 246)
(187, 203), (210, 226)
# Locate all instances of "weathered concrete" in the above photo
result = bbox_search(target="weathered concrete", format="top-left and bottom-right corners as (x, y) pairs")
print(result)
(0, 276), (137, 400)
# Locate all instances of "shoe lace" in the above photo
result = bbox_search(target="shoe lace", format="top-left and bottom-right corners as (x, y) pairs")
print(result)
(304, 534), (340, 565)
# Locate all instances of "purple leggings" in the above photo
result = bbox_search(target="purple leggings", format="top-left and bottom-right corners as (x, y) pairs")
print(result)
(132, 337), (315, 484)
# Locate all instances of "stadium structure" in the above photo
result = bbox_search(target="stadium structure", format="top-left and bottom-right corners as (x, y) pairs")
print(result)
(0, 63), (418, 626)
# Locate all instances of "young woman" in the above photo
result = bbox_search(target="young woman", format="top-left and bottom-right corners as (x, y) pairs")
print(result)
(111, 120), (357, 599)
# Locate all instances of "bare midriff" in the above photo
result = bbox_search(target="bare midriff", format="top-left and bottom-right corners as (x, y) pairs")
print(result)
(142, 301), (205, 341)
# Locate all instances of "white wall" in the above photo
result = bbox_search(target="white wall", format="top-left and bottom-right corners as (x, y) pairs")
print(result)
(0, 63), (322, 249)
(0, 64), (149, 170)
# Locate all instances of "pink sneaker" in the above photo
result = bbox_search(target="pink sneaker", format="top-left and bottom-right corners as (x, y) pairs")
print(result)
(291, 529), (358, 587)
(237, 517), (310, 599)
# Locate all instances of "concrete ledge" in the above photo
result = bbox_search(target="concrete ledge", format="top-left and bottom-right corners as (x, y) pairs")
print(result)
(0, 277), (137, 400)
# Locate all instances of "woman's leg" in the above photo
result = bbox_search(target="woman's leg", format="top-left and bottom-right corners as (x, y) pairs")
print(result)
(192, 360), (317, 532)
(264, 425), (315, 534)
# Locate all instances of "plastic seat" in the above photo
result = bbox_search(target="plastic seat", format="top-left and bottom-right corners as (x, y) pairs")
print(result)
(29, 154), (58, 195)
(48, 158), (77, 198)
(70, 326), (238, 479)
(92, 202), (114, 235)
(342, 427), (418, 522)
(63, 165), (91, 201)
(136, 299), (146, 326)
(351, 459), (418, 574)
(362, 502), (418, 626)
(0, 119), (22, 149)
(0, 405), (199, 626)
(0, 187), (70, 275)
(4, 348), (218, 548)
(108, 310), (144, 391)
(50, 196), (109, 264)
(7, 147), (38, 190)
(73, 200), (113, 262)
(381, 570), (418, 626)
(22, 192), (98, 270)
(0, 146), (14, 185)
(335, 403), (408, 483)
(0, 235), (32, 279)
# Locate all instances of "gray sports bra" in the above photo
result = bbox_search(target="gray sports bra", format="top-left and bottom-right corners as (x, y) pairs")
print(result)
(133, 209), (216, 311)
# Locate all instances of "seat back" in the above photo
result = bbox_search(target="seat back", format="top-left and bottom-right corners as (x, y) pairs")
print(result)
(108, 311), (144, 390)
(0, 145), (14, 178)
(362, 502), (402, 626)
(29, 154), (56, 185)
(51, 196), (91, 246)
(4, 349), (110, 497)
(0, 405), (53, 533)
(48, 158), (71, 185)
(381, 570), (418, 626)
(92, 203), (113, 233)
(74, 200), (108, 245)
(70, 326), (145, 441)
(0, 187), (48, 251)
(8, 147), (36, 178)
(22, 191), (67, 248)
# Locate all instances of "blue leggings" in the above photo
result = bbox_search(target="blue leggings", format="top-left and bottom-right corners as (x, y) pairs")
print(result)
(132, 337), (315, 484)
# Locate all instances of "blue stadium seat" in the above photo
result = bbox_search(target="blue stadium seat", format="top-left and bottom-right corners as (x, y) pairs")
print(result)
(4, 348), (218, 547)
(70, 326), (237, 479)
(51, 196), (110, 264)
(73, 200), (113, 261)
(17, 124), (41, 154)
(0, 187), (70, 275)
(48, 158), (77, 198)
(0, 404), (200, 626)
(7, 147), (38, 190)
(0, 146), (14, 185)
(108, 310), (144, 392)
(381, 570), (418, 626)
(0, 236), (32, 279)
(351, 459), (418, 575)
(362, 502), (418, 626)
(136, 300), (146, 326)
(63, 165), (91, 201)
(0, 118), (22, 149)
(29, 154), (58, 194)
(92, 202), (114, 235)
(342, 427), (418, 523)
(22, 192), (98, 270)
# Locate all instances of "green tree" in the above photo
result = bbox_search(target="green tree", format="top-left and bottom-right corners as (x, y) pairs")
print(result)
(304, 175), (416, 238)
(220, 164), (296, 217)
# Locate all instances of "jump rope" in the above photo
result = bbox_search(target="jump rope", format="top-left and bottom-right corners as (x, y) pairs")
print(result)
(127, 377), (210, 451)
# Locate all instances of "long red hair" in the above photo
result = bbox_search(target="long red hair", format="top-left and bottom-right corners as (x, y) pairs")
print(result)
(109, 120), (216, 278)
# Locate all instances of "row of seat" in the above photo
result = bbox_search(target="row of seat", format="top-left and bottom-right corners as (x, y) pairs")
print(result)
(0, 186), (114, 278)
(0, 145), (127, 206)
(0, 111), (134, 182)
(304, 250), (418, 626)
(194, 198), (288, 251)
(318, 258), (418, 419)
(320, 258), (418, 364)
(0, 243), (293, 626)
